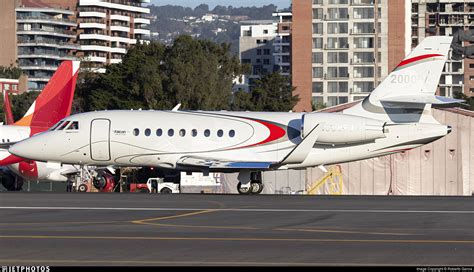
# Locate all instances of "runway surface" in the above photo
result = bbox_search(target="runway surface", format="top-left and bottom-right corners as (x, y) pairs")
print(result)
(0, 193), (473, 266)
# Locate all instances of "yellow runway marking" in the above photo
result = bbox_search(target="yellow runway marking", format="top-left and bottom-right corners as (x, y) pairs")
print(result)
(1, 259), (466, 266)
(131, 209), (217, 225)
(1, 235), (473, 244)
(277, 227), (416, 236)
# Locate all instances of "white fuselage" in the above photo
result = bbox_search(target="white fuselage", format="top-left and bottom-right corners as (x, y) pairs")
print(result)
(9, 110), (450, 171)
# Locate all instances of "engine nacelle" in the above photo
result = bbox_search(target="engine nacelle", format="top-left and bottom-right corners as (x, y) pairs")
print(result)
(301, 113), (386, 144)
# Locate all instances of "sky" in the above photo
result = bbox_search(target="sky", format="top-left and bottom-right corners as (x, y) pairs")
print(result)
(149, 0), (291, 9)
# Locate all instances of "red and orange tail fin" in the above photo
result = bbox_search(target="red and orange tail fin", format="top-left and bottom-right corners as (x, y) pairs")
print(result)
(14, 60), (80, 129)
(3, 90), (14, 125)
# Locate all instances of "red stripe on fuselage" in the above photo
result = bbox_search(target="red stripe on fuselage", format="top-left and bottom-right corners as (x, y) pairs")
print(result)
(18, 160), (38, 180)
(231, 119), (286, 149)
(0, 154), (26, 166)
(396, 54), (443, 69)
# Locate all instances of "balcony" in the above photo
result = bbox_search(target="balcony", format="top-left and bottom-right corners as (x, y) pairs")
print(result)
(79, 0), (150, 14)
(17, 28), (75, 38)
(16, 15), (77, 27)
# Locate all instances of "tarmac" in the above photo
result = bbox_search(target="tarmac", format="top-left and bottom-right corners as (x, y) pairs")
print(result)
(0, 193), (473, 266)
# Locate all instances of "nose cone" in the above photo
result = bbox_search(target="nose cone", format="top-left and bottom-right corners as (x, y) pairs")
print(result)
(9, 134), (47, 161)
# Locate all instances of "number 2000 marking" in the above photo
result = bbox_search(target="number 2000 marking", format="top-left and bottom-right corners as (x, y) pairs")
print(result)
(390, 75), (418, 84)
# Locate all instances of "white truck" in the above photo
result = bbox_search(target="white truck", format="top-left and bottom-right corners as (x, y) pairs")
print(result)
(146, 178), (180, 194)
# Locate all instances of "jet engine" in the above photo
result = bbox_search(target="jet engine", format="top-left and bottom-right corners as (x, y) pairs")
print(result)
(301, 113), (386, 144)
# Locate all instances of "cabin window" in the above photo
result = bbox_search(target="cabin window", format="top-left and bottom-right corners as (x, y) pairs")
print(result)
(179, 129), (186, 137)
(145, 128), (151, 136)
(192, 129), (198, 137)
(2, 139), (4, 143)
(66, 121), (79, 130)
(204, 129), (211, 137)
(217, 129), (223, 137)
(168, 129), (174, 137)
(6, 139), (9, 143)
(156, 129), (162, 136)
(58, 121), (70, 130)
(229, 130), (235, 137)
(133, 128), (140, 136)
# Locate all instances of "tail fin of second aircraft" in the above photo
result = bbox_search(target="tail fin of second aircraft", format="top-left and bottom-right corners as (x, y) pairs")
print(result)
(14, 60), (80, 129)
(3, 90), (14, 125)
(344, 36), (455, 123)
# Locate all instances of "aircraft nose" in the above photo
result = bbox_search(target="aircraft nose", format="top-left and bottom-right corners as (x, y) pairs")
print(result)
(9, 136), (45, 161)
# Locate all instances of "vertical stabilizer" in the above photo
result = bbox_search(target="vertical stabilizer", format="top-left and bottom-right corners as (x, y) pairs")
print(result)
(14, 61), (80, 129)
(344, 36), (453, 123)
(3, 90), (14, 125)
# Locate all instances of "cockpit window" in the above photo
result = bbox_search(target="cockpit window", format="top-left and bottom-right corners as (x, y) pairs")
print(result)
(50, 121), (64, 131)
(57, 121), (70, 131)
(66, 121), (79, 130)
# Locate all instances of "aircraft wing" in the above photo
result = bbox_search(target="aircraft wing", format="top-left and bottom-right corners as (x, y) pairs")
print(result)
(380, 95), (465, 105)
(177, 156), (275, 169)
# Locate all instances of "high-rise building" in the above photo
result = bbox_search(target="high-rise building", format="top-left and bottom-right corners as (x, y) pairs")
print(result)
(411, 0), (474, 98)
(291, 0), (407, 112)
(273, 11), (292, 77)
(77, 0), (151, 73)
(238, 20), (277, 91)
(16, 6), (79, 91)
(0, 0), (151, 91)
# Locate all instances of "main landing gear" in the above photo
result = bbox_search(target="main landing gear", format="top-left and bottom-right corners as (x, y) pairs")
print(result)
(237, 170), (264, 195)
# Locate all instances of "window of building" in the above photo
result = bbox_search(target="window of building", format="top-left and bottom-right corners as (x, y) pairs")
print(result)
(327, 8), (348, 20)
(312, 52), (323, 64)
(327, 23), (348, 34)
(353, 7), (374, 19)
(327, 67), (348, 79)
(168, 129), (174, 137)
(327, 96), (348, 107)
(353, 52), (374, 64)
(354, 37), (374, 49)
(327, 37), (348, 49)
(353, 22), (374, 34)
(263, 59), (270, 65)
(263, 30), (268, 34)
(133, 128), (139, 136)
(327, 52), (348, 63)
(312, 38), (323, 49)
(312, 8), (323, 20)
(4, 84), (10, 91)
(241, 59), (251, 64)
(312, 82), (323, 93)
(156, 129), (162, 136)
(312, 67), (323, 79)
(328, 81), (349, 93)
(312, 23), (323, 34)
(256, 49), (262, 55)
(263, 49), (271, 55)
(354, 67), (374, 78)
(353, 81), (374, 93)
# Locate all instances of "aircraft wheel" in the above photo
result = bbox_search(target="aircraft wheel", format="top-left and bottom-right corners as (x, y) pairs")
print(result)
(78, 184), (88, 192)
(250, 182), (264, 195)
(237, 182), (252, 195)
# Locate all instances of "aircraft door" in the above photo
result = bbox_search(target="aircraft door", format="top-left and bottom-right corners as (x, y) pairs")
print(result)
(90, 119), (111, 161)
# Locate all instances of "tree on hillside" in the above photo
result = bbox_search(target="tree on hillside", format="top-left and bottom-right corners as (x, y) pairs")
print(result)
(231, 73), (299, 112)
(0, 65), (23, 79)
(454, 91), (474, 111)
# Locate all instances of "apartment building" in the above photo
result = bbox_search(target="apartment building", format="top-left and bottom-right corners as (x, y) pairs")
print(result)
(292, 0), (407, 112)
(0, 0), (150, 91)
(411, 0), (474, 97)
(77, 0), (151, 73)
(273, 11), (292, 76)
(16, 6), (78, 91)
(238, 20), (277, 91)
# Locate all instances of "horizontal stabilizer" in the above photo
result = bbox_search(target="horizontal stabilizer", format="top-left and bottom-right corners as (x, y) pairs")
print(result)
(178, 156), (274, 169)
(380, 95), (465, 105)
